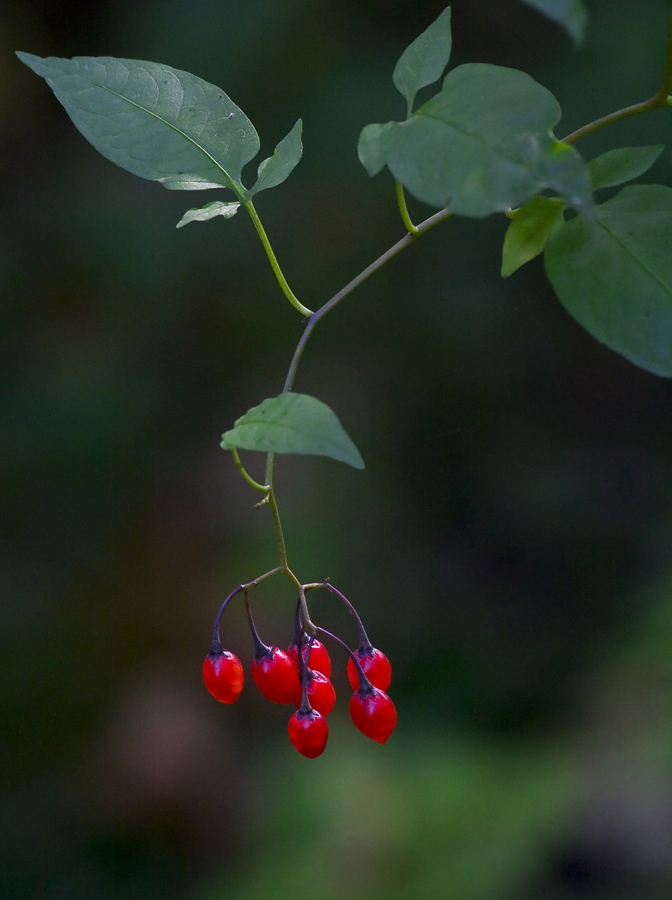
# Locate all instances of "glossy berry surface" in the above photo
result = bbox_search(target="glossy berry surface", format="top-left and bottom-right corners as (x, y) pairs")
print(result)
(347, 648), (392, 692)
(203, 650), (244, 704)
(287, 638), (332, 678)
(251, 647), (299, 704)
(288, 708), (329, 758)
(294, 669), (336, 717)
(349, 687), (397, 743)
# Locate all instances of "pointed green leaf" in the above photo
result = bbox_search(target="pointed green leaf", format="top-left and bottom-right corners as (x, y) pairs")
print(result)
(519, 0), (588, 45)
(16, 52), (261, 195)
(362, 63), (593, 218)
(545, 184), (672, 376)
(502, 196), (566, 277)
(221, 393), (365, 469)
(589, 145), (665, 191)
(246, 119), (303, 198)
(176, 200), (240, 228)
(393, 6), (452, 115)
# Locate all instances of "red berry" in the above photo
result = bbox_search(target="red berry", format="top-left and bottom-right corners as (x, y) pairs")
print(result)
(288, 708), (329, 758)
(203, 650), (244, 704)
(347, 648), (392, 692)
(287, 638), (332, 678)
(349, 687), (397, 743)
(294, 669), (336, 717)
(252, 647), (299, 704)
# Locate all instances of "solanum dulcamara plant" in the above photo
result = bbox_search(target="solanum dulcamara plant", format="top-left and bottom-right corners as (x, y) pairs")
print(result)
(17, 0), (672, 757)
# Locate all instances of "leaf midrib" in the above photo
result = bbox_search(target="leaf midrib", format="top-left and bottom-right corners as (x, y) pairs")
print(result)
(596, 216), (672, 298)
(81, 74), (243, 195)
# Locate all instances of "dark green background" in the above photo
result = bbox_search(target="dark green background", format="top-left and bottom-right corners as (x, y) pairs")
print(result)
(4, 1), (672, 897)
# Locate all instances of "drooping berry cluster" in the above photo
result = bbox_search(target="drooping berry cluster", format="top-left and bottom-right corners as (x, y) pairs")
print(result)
(202, 581), (396, 757)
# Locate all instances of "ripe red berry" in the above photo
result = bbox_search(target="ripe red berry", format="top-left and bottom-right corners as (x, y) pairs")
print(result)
(252, 647), (299, 704)
(203, 650), (244, 704)
(288, 708), (329, 758)
(347, 647), (392, 692)
(349, 687), (397, 743)
(287, 638), (332, 678)
(294, 669), (336, 717)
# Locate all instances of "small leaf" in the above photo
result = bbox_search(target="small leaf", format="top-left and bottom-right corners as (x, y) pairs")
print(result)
(221, 393), (365, 469)
(247, 119), (303, 199)
(16, 52), (260, 195)
(176, 200), (240, 228)
(545, 184), (672, 376)
(589, 145), (665, 191)
(519, 0), (588, 45)
(363, 63), (593, 218)
(393, 6), (452, 115)
(502, 196), (566, 277)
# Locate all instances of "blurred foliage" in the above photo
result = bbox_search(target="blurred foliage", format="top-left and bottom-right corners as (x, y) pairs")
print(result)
(3, 1), (672, 898)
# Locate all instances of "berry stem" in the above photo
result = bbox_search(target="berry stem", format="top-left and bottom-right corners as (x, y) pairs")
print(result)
(210, 566), (284, 652)
(298, 635), (315, 714)
(244, 589), (273, 660)
(319, 582), (374, 653)
(317, 626), (375, 695)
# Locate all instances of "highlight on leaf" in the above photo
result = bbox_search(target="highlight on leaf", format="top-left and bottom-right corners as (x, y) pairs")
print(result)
(176, 200), (240, 228)
(501, 195), (566, 277)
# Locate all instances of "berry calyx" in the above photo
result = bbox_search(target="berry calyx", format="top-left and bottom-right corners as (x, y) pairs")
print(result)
(251, 647), (299, 704)
(287, 637), (332, 678)
(349, 686), (397, 743)
(294, 669), (336, 716)
(347, 647), (392, 692)
(203, 649), (244, 704)
(288, 708), (329, 758)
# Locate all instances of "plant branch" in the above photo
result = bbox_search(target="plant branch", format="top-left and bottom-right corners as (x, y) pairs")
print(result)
(282, 206), (451, 392)
(561, 10), (672, 145)
(243, 199), (314, 316)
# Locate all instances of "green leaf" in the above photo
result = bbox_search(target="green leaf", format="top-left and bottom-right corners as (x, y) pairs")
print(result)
(392, 6), (452, 115)
(501, 196), (566, 277)
(589, 145), (665, 191)
(545, 184), (672, 376)
(519, 0), (588, 45)
(16, 52), (261, 195)
(357, 122), (394, 177)
(360, 63), (593, 218)
(176, 200), (240, 228)
(247, 119), (303, 198)
(221, 393), (365, 469)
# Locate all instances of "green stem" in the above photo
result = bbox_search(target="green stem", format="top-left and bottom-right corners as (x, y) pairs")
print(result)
(560, 96), (668, 145)
(232, 446), (269, 492)
(243, 199), (314, 316)
(283, 207), (451, 392)
(561, 9), (672, 145)
(395, 180), (420, 234)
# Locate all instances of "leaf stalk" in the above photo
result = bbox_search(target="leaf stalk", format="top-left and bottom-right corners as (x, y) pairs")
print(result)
(243, 200), (314, 316)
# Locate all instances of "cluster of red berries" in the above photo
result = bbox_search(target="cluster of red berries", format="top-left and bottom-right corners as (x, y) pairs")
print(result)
(202, 583), (396, 758)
